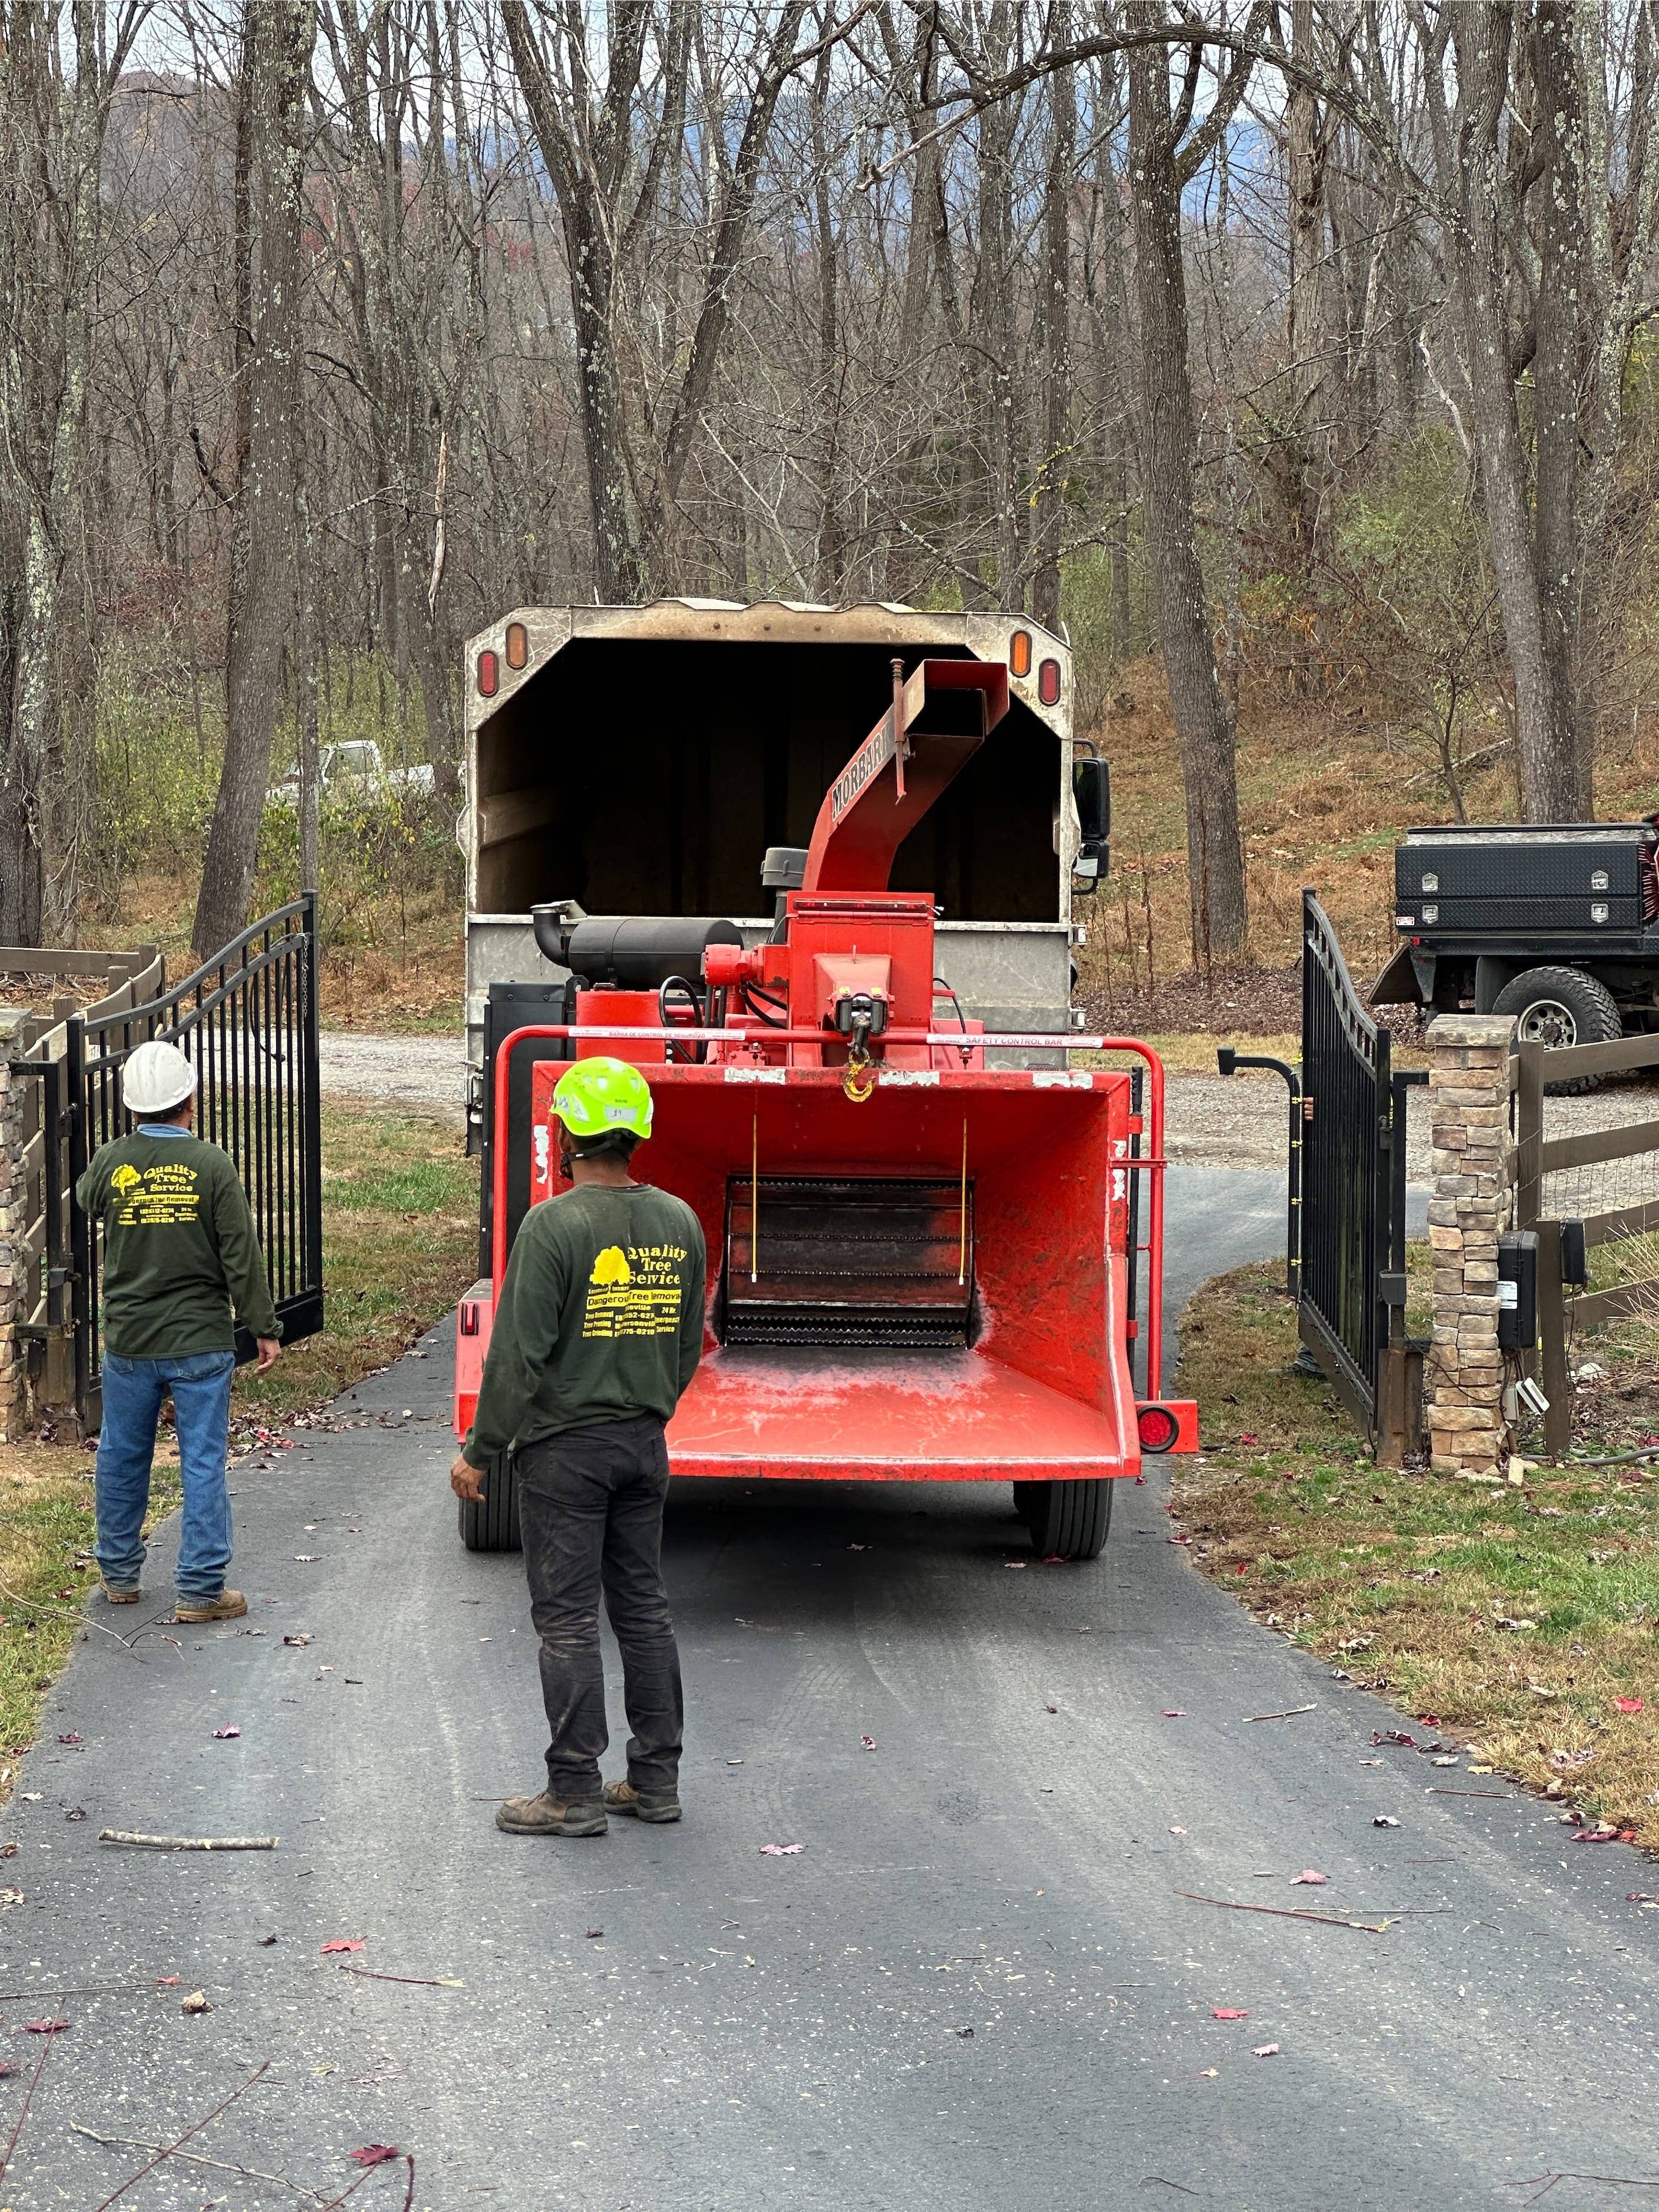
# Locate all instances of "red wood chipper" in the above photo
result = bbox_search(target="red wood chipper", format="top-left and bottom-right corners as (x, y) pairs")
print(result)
(454, 652), (1195, 1560)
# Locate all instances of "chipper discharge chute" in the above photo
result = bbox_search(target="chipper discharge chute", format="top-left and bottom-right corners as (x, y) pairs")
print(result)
(454, 651), (1196, 1559)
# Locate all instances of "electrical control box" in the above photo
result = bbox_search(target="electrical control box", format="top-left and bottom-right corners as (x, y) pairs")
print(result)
(1497, 1229), (1539, 1351)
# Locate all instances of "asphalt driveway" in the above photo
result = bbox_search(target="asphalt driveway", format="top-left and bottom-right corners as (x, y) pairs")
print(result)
(0, 1167), (1650, 2212)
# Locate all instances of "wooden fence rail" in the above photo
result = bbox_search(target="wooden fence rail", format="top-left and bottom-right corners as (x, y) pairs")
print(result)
(1514, 1031), (1659, 1457)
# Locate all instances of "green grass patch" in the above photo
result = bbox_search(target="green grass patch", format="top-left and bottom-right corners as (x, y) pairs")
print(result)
(1176, 1262), (1659, 1844)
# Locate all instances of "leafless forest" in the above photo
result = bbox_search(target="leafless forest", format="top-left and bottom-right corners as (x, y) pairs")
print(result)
(4, 2), (1659, 969)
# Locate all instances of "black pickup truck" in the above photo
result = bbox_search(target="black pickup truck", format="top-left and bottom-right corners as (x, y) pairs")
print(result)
(1373, 821), (1659, 1086)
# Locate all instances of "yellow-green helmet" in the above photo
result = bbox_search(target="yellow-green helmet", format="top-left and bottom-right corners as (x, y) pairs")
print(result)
(552, 1056), (655, 1141)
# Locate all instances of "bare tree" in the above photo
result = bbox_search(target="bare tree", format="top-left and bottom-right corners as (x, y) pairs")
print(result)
(1124, 4), (1259, 962)
(193, 0), (316, 957)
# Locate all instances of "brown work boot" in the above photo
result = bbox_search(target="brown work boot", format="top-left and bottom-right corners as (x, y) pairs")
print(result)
(602, 1778), (683, 1825)
(103, 1585), (142, 1605)
(495, 1791), (607, 1838)
(174, 1589), (248, 1624)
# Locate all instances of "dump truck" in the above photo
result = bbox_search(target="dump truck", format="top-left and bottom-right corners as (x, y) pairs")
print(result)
(451, 599), (1196, 1559)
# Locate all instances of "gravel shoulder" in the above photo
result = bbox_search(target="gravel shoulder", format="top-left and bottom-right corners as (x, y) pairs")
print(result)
(317, 1030), (1659, 1188)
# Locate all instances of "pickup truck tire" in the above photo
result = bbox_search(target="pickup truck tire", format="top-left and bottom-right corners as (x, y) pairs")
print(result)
(458, 1453), (521, 1553)
(1491, 966), (1620, 1094)
(1014, 1477), (1113, 1561)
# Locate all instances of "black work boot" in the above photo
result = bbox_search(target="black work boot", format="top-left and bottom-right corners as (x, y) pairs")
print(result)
(495, 1790), (607, 1837)
(602, 1778), (682, 1824)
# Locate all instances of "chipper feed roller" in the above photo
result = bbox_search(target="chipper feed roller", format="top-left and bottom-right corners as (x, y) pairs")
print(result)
(455, 655), (1196, 1560)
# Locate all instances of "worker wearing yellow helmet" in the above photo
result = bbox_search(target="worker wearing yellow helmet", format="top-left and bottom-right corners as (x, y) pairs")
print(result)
(451, 1057), (706, 1838)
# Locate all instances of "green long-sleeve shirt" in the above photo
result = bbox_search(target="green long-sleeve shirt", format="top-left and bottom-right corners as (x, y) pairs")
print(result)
(76, 1128), (280, 1358)
(463, 1181), (707, 1468)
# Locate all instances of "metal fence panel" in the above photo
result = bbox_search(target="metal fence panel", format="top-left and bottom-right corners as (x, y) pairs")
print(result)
(1298, 890), (1392, 1437)
(70, 897), (324, 1425)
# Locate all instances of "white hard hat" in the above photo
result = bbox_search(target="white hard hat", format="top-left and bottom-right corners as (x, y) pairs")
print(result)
(123, 1040), (198, 1117)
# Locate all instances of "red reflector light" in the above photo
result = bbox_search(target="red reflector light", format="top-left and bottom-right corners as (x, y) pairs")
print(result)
(504, 620), (529, 670)
(460, 1301), (479, 1336)
(1138, 1403), (1180, 1454)
(1009, 629), (1032, 678)
(476, 649), (499, 698)
(1037, 656), (1062, 707)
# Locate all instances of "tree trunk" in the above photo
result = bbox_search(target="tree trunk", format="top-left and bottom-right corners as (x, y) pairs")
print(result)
(1446, 7), (1586, 821)
(1032, 15), (1076, 633)
(193, 0), (315, 958)
(1125, 22), (1248, 963)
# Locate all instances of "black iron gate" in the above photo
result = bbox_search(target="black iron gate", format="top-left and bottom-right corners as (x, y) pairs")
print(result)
(68, 898), (325, 1424)
(1299, 890), (1422, 1454)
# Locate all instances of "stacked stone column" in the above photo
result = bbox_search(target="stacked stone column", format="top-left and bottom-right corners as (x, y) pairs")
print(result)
(0, 1017), (26, 1443)
(1424, 1013), (1516, 1477)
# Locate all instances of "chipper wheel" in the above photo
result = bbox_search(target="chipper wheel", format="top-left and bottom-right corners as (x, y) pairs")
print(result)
(459, 1453), (521, 1553)
(1014, 1478), (1113, 1561)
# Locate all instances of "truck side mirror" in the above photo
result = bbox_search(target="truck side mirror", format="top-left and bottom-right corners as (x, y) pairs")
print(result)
(1072, 756), (1110, 894)
(1073, 756), (1110, 843)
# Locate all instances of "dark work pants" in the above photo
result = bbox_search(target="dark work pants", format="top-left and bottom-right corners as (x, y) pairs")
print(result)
(515, 1414), (684, 1805)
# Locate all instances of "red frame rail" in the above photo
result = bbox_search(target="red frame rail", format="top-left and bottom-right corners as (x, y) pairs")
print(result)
(490, 1022), (1168, 1398)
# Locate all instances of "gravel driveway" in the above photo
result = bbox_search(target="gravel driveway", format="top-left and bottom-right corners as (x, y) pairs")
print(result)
(318, 1030), (1659, 1188)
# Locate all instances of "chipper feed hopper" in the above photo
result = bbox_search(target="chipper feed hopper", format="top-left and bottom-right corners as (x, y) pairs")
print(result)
(454, 653), (1196, 1559)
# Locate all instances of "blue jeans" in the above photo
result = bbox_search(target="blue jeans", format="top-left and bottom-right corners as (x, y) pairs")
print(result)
(95, 1350), (237, 1602)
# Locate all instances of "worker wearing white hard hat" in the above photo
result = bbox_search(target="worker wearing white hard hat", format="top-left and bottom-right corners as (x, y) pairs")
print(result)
(74, 1038), (283, 1623)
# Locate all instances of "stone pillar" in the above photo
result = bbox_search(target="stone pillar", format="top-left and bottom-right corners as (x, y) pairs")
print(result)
(1424, 1013), (1516, 1478)
(0, 1016), (27, 1444)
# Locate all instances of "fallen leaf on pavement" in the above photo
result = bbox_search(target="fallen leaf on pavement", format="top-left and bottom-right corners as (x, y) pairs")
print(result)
(1043, 1704), (1058, 1715)
(15, 2019), (69, 2034)
(349, 2145), (402, 2166)
(294, 1555), (321, 1563)
(212, 1726), (241, 1740)
(1252, 2043), (1280, 2059)
(1162, 1709), (1187, 1718)
(1003, 1560), (1027, 1570)
(759, 1844), (805, 1857)
(321, 1938), (366, 1953)
(1212, 2008), (1250, 2020)
(283, 1634), (312, 1648)
(860, 1736), (877, 1750)
(180, 1990), (212, 2015)
(1373, 1817), (1400, 1829)
(258, 1935), (278, 1946)
(156, 1975), (181, 1986)
(56, 1733), (82, 1746)
(1290, 1870), (1327, 1886)
(584, 1929), (603, 1939)
(848, 1543), (872, 1551)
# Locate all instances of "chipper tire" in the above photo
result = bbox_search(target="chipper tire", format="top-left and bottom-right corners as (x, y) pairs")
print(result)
(459, 1453), (521, 1553)
(1491, 966), (1620, 1095)
(1015, 1477), (1113, 1562)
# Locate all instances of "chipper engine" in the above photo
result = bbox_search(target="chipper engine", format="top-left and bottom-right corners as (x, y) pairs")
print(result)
(454, 655), (1196, 1559)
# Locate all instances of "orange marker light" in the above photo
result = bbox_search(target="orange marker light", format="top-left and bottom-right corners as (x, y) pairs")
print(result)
(1009, 629), (1032, 678)
(505, 620), (529, 670)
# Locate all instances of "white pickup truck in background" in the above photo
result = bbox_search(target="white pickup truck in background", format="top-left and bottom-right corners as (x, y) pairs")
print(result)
(266, 739), (435, 810)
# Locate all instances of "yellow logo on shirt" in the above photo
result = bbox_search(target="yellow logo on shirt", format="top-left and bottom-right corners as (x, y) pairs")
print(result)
(582, 1243), (689, 1341)
(110, 1160), (202, 1227)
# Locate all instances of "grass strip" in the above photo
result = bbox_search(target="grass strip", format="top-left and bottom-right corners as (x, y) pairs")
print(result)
(1174, 1262), (1659, 1845)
